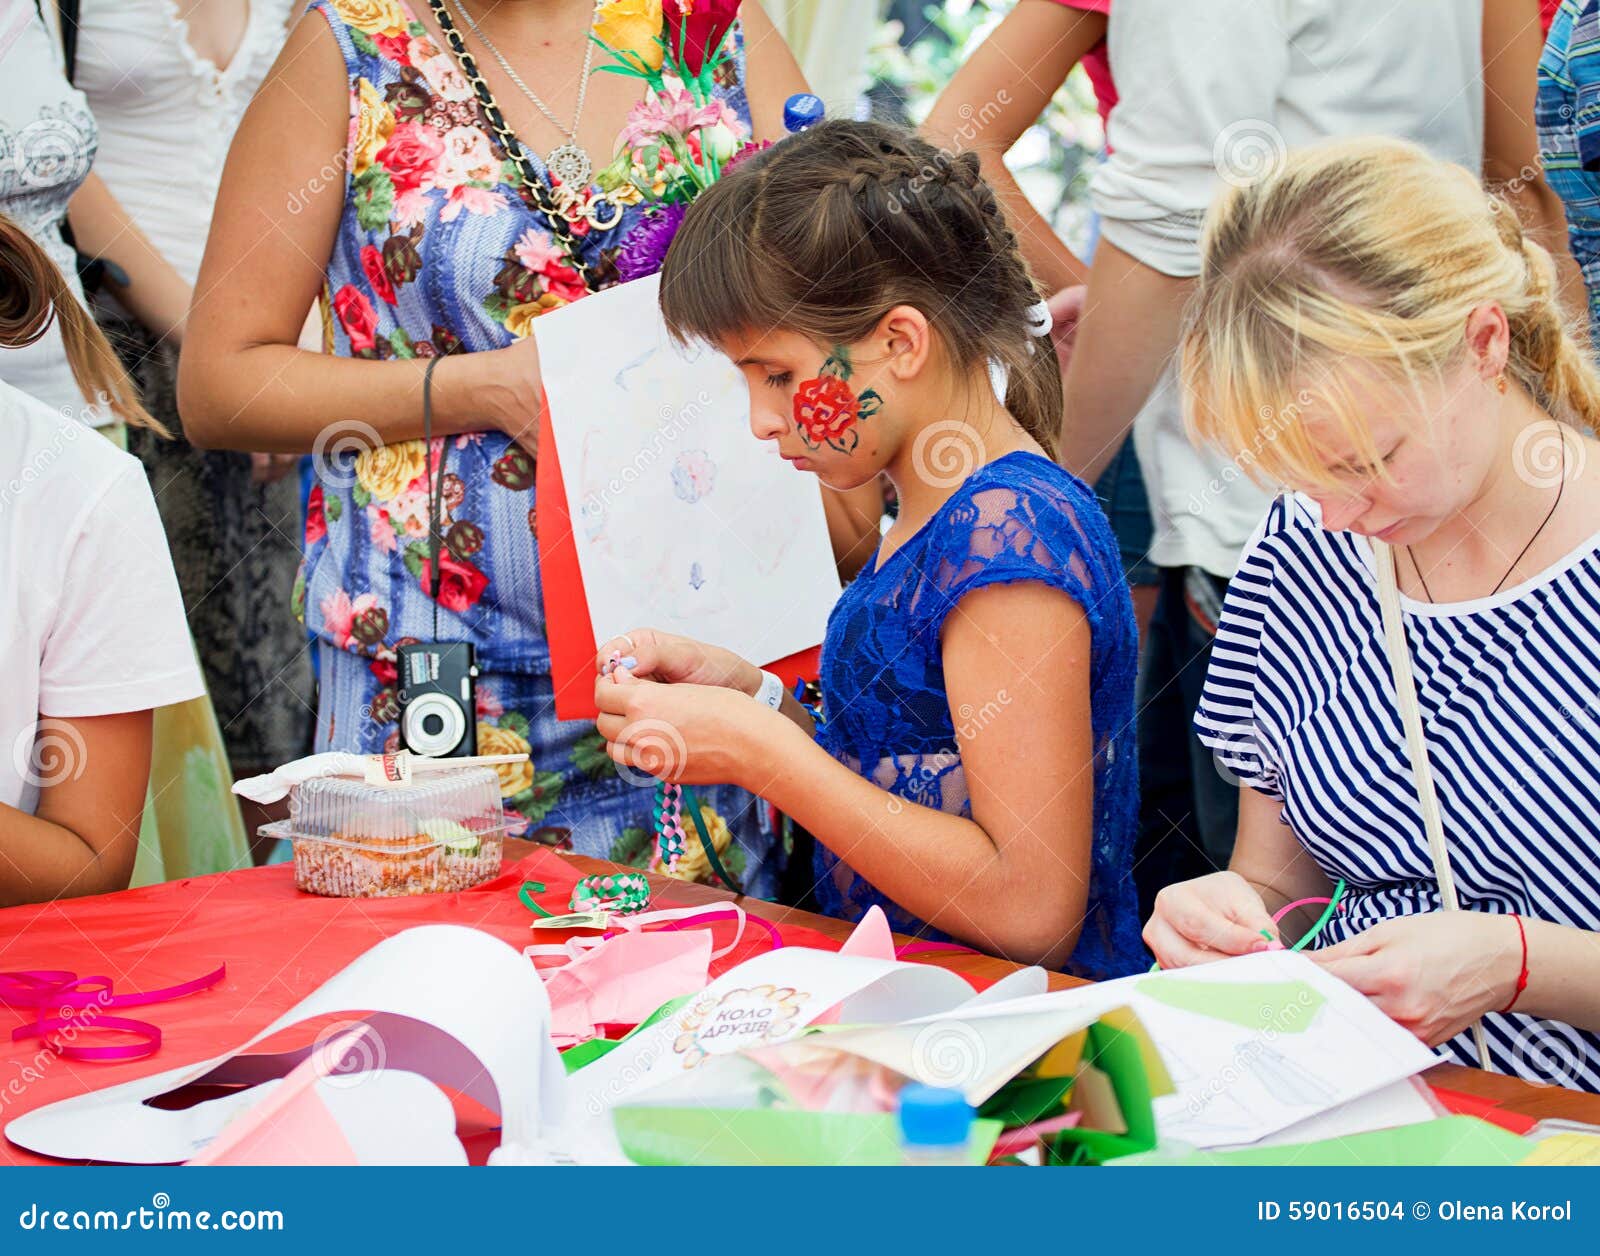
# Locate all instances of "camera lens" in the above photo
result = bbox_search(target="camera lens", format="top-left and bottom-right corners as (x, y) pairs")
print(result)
(402, 692), (467, 757)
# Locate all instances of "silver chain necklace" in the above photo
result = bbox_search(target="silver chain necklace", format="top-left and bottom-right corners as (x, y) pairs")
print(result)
(449, 0), (598, 193)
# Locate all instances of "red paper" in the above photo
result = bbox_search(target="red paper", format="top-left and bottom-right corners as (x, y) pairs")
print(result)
(0, 853), (843, 1166)
(535, 394), (821, 721)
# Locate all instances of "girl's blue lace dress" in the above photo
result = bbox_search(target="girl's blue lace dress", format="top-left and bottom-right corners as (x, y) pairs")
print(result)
(813, 452), (1145, 979)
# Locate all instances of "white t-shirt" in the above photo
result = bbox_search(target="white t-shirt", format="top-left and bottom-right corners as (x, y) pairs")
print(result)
(1, 377), (204, 815)
(0, 3), (109, 427)
(1091, 0), (1485, 578)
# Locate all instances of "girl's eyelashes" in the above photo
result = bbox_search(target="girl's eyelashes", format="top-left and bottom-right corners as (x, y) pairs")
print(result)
(763, 371), (793, 390)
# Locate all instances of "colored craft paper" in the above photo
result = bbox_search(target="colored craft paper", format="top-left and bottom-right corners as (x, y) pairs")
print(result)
(611, 1106), (1003, 1166)
(1136, 975), (1327, 1034)
(6, 927), (563, 1165)
(563, 945), (979, 1118)
(187, 1028), (467, 1166)
(754, 996), (1167, 1107)
(1054, 1017), (1162, 1164)
(849, 951), (1439, 1150)
(534, 275), (839, 720)
(1112, 1116), (1534, 1167)
(536, 928), (712, 1046)
(0, 851), (841, 1166)
(1521, 1133), (1600, 1165)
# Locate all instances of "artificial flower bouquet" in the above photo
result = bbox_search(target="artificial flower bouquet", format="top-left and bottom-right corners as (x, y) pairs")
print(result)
(589, 0), (764, 278)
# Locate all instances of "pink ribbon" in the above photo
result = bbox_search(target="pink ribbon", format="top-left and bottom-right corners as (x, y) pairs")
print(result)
(0, 965), (226, 1062)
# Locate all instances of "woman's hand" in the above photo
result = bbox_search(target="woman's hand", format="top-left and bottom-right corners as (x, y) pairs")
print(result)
(595, 627), (761, 693)
(469, 336), (543, 460)
(250, 451), (302, 484)
(1311, 913), (1522, 1047)
(593, 667), (792, 789)
(1046, 284), (1087, 374)
(1143, 871), (1281, 968)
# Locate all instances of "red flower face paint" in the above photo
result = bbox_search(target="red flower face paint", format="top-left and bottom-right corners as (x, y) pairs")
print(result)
(793, 345), (882, 454)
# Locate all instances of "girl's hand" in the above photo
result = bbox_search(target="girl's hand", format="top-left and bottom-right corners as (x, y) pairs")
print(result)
(1143, 871), (1281, 968)
(1311, 914), (1522, 1047)
(595, 628), (761, 693)
(593, 668), (789, 789)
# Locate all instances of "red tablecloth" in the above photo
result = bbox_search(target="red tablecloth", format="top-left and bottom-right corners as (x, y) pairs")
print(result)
(0, 851), (843, 1165)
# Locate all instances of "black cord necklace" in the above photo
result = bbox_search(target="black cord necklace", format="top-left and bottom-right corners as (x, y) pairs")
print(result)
(423, 0), (613, 289)
(1407, 428), (1567, 602)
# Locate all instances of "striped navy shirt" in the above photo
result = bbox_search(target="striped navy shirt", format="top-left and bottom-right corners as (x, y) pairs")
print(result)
(1196, 494), (1600, 1092)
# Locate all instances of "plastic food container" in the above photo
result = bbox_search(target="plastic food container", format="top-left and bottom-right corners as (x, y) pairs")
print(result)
(259, 768), (506, 898)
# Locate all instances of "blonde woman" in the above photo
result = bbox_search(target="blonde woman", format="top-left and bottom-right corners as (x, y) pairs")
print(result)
(1147, 138), (1600, 1091)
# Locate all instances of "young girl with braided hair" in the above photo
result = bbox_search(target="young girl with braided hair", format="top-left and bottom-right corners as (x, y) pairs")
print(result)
(593, 121), (1142, 975)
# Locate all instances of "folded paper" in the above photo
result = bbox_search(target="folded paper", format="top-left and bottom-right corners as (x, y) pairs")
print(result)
(6, 927), (563, 1165)
(187, 1027), (467, 1166)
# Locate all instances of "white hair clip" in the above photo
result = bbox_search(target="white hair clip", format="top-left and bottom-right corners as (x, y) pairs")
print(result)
(1024, 298), (1054, 338)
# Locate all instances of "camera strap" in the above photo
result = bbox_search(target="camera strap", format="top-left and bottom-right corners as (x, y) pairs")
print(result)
(421, 356), (451, 641)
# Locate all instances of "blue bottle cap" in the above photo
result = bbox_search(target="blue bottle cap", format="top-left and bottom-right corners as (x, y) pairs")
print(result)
(897, 1084), (975, 1148)
(782, 92), (826, 134)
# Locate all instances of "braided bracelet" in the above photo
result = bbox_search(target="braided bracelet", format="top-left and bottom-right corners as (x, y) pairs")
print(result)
(570, 871), (651, 915)
(652, 780), (743, 893)
(654, 780), (688, 872)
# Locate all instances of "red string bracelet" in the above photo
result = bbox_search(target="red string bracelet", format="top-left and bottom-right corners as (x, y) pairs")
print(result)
(1500, 913), (1530, 1015)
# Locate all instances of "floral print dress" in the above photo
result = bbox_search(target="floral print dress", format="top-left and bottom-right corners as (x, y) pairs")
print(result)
(304, 0), (779, 895)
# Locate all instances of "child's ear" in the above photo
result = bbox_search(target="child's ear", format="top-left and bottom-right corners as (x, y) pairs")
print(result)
(877, 305), (932, 381)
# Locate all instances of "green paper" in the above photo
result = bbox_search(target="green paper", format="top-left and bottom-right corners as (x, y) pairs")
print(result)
(979, 1076), (1074, 1129)
(1051, 1019), (1159, 1165)
(1111, 1116), (1534, 1167)
(1136, 975), (1327, 1035)
(613, 1107), (1002, 1166)
(562, 994), (694, 1075)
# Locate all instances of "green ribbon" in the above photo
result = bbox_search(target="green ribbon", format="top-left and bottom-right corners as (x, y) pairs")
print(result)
(681, 784), (742, 896)
(519, 880), (554, 918)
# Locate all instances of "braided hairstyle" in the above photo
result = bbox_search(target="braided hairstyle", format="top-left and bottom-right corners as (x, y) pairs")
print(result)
(660, 119), (1060, 457)
(0, 213), (163, 433)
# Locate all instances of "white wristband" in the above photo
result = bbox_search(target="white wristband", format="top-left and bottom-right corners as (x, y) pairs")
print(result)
(753, 669), (786, 710)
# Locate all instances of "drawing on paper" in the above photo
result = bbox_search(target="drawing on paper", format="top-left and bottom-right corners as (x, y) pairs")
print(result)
(537, 274), (841, 664)
(672, 450), (717, 504)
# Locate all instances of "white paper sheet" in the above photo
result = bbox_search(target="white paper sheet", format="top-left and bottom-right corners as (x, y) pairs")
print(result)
(534, 274), (841, 663)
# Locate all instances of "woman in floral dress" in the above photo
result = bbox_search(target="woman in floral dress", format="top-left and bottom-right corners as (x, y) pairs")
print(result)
(181, 0), (879, 895)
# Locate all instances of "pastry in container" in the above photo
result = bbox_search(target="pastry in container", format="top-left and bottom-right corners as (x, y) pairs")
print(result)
(259, 767), (506, 897)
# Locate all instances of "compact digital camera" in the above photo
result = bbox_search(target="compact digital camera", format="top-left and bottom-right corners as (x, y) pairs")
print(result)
(397, 641), (478, 758)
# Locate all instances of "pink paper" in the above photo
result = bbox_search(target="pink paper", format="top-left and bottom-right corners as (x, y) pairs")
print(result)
(836, 906), (894, 960)
(536, 929), (712, 1045)
(188, 1031), (365, 1166)
(812, 908), (893, 1027)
